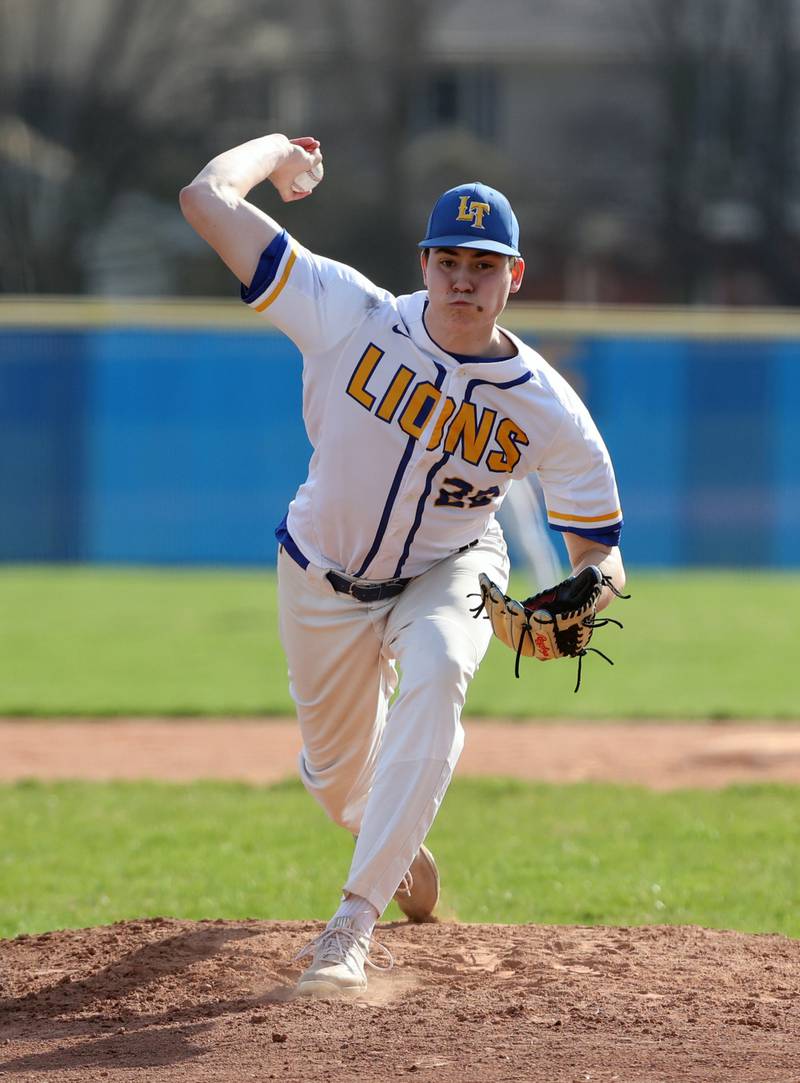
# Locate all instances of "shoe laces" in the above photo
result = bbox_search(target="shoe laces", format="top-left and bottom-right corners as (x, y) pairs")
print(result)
(395, 869), (414, 898)
(293, 923), (394, 972)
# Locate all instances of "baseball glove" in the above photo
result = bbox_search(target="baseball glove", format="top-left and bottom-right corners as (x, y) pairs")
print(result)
(471, 566), (628, 691)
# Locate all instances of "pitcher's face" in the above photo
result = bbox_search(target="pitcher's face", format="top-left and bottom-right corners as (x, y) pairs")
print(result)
(421, 247), (524, 333)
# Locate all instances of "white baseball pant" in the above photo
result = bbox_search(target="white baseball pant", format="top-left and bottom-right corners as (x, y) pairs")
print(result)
(276, 520), (509, 915)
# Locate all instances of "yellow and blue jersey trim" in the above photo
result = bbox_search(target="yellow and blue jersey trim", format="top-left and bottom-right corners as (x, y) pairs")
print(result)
(547, 508), (623, 547)
(240, 230), (295, 310)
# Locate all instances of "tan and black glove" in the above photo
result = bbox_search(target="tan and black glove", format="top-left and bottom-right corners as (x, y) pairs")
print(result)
(472, 566), (628, 691)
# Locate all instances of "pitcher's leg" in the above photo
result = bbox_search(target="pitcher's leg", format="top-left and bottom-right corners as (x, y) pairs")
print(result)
(277, 548), (395, 834)
(343, 527), (509, 912)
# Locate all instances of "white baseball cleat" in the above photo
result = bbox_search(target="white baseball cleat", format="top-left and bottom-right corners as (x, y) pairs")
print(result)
(294, 917), (393, 997)
(394, 844), (440, 923)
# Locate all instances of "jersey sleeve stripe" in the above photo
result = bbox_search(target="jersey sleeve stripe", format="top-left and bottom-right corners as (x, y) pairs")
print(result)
(547, 508), (622, 524)
(252, 248), (297, 312)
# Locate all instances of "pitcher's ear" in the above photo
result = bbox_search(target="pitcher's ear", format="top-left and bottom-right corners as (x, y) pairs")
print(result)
(510, 257), (525, 293)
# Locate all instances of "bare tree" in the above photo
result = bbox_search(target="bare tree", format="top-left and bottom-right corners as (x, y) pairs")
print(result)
(0, 0), (283, 293)
(638, 0), (800, 303)
(281, 0), (446, 292)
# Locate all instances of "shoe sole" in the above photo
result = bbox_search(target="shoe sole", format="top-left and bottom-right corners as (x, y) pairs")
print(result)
(296, 978), (366, 998)
(395, 843), (440, 923)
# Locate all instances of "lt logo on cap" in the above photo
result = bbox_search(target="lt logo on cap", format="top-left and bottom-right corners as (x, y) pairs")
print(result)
(456, 196), (490, 230)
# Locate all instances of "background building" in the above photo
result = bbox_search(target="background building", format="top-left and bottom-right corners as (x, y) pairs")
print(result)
(2, 0), (799, 304)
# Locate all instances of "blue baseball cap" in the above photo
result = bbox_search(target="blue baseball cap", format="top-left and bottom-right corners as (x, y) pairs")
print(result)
(418, 182), (520, 257)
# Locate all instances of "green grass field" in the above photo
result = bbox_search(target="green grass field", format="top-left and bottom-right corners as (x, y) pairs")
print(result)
(0, 566), (797, 718)
(2, 567), (797, 942)
(2, 778), (798, 940)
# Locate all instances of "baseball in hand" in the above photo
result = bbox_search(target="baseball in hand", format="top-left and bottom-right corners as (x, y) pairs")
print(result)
(291, 162), (324, 194)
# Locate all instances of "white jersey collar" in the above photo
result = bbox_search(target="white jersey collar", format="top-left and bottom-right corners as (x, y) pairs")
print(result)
(395, 291), (532, 384)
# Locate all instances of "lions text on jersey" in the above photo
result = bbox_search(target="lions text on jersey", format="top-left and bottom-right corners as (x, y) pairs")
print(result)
(242, 230), (622, 582)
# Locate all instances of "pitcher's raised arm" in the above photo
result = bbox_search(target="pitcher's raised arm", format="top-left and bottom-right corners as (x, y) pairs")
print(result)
(179, 134), (322, 286)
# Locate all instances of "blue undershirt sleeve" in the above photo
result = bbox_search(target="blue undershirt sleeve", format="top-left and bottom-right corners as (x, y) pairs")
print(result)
(240, 230), (289, 302)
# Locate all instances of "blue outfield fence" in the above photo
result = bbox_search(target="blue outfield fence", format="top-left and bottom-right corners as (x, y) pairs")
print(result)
(0, 300), (798, 567)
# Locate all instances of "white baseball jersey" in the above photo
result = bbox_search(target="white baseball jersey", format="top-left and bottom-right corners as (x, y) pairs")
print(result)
(242, 230), (622, 581)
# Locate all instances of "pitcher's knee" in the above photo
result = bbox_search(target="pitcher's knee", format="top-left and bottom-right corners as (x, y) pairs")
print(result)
(298, 753), (365, 833)
(386, 700), (465, 766)
(431, 715), (465, 767)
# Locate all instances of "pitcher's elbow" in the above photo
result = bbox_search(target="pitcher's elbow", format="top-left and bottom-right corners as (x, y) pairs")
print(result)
(179, 183), (204, 224)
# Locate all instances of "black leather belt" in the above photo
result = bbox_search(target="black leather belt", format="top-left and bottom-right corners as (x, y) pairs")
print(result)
(326, 571), (410, 602)
(325, 537), (480, 602)
(281, 530), (480, 603)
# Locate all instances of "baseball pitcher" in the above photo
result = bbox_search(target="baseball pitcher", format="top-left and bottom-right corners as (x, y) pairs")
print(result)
(180, 133), (627, 997)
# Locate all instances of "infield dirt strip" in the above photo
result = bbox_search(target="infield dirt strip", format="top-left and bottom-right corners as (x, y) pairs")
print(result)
(4, 718), (800, 788)
(2, 719), (800, 1083)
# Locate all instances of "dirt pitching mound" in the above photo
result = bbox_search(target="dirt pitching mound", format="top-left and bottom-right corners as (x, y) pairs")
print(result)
(1, 918), (798, 1082)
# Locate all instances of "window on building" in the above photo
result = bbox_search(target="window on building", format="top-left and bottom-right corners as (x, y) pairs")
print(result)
(213, 70), (275, 128)
(417, 68), (498, 139)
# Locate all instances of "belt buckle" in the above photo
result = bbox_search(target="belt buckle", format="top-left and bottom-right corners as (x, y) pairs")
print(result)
(341, 576), (366, 600)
